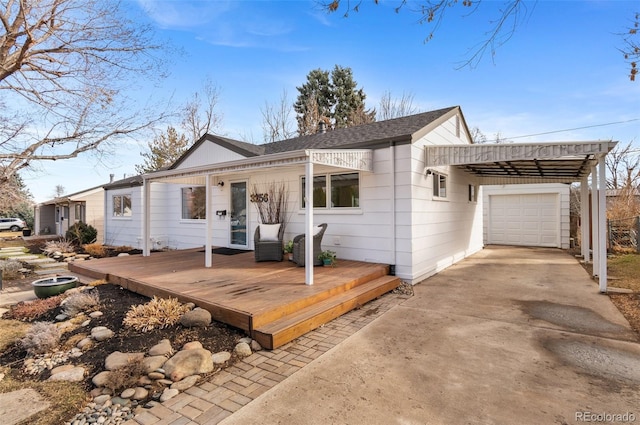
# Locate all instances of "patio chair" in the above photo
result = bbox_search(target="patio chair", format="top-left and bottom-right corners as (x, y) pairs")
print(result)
(254, 223), (285, 262)
(292, 223), (328, 267)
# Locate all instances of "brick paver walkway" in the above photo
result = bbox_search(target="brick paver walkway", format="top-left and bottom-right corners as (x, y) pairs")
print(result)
(123, 291), (410, 425)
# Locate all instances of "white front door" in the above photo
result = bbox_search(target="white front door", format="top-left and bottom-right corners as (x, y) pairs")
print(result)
(229, 181), (248, 248)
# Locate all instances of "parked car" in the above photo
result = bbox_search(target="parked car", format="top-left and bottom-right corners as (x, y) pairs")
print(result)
(0, 217), (26, 232)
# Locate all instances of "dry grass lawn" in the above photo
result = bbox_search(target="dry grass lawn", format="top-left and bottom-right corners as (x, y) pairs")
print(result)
(608, 253), (640, 291)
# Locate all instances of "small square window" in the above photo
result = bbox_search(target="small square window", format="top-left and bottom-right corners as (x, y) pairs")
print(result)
(468, 184), (477, 202)
(433, 173), (447, 198)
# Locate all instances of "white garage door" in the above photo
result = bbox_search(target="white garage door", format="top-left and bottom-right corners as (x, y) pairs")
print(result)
(488, 194), (559, 247)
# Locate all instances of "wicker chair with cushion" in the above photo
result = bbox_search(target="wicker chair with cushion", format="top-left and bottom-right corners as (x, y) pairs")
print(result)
(292, 223), (328, 267)
(254, 223), (285, 262)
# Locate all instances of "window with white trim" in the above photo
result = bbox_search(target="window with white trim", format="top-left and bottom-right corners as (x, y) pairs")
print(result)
(113, 195), (132, 217)
(181, 187), (206, 219)
(301, 172), (360, 208)
(433, 173), (447, 198)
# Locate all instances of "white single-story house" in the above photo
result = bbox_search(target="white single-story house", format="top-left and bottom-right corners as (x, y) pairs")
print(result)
(103, 106), (616, 290)
(483, 183), (570, 249)
(35, 184), (105, 238)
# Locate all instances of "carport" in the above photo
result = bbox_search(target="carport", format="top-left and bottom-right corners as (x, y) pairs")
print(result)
(425, 140), (617, 292)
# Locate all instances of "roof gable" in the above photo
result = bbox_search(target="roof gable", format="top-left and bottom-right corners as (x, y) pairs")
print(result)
(170, 134), (264, 170)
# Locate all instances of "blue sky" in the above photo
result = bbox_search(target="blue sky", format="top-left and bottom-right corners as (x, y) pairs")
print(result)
(26, 0), (640, 202)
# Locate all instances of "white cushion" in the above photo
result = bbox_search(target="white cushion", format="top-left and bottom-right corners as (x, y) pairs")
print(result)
(313, 225), (323, 236)
(260, 223), (281, 241)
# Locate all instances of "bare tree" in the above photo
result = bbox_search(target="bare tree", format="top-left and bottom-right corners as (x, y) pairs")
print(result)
(606, 142), (640, 190)
(378, 90), (419, 120)
(324, 0), (528, 68)
(261, 89), (296, 143)
(0, 0), (169, 187)
(621, 12), (639, 81)
(53, 185), (66, 198)
(181, 78), (223, 143)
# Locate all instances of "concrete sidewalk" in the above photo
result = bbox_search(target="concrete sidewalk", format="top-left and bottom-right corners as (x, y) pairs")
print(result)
(219, 247), (640, 425)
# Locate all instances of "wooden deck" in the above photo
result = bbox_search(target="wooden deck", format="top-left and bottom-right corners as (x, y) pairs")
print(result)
(69, 249), (400, 349)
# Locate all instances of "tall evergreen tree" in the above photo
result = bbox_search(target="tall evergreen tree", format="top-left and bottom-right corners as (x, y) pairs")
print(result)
(294, 65), (374, 136)
(135, 127), (190, 174)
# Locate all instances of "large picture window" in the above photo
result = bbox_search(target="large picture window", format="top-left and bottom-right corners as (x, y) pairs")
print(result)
(433, 173), (447, 198)
(113, 195), (132, 217)
(301, 173), (359, 209)
(181, 187), (206, 219)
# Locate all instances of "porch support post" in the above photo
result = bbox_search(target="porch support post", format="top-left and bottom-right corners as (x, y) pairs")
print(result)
(598, 158), (608, 293)
(590, 165), (599, 277)
(305, 156), (314, 285)
(143, 178), (151, 257)
(580, 176), (590, 263)
(205, 174), (213, 268)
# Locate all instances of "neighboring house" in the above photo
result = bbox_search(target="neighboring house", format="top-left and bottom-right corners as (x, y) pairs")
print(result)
(483, 184), (570, 249)
(103, 106), (615, 287)
(35, 185), (105, 239)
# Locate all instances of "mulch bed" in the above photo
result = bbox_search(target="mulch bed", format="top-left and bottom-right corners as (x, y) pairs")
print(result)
(0, 283), (246, 391)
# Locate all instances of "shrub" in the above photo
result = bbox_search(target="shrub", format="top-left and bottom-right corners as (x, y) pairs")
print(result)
(82, 243), (107, 258)
(0, 259), (23, 279)
(61, 290), (100, 317)
(20, 321), (61, 354)
(3, 295), (64, 321)
(102, 360), (147, 392)
(42, 239), (75, 256)
(123, 296), (191, 332)
(66, 222), (97, 245)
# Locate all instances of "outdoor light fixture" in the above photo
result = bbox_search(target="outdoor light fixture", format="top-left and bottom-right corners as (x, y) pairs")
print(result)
(217, 181), (224, 188)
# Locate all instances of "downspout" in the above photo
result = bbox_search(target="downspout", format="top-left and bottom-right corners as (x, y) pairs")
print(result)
(143, 178), (151, 257)
(598, 158), (607, 293)
(305, 152), (314, 285)
(205, 174), (212, 268)
(390, 142), (397, 272)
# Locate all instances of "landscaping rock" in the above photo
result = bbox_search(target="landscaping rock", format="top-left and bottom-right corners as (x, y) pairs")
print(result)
(157, 379), (174, 386)
(163, 348), (214, 381)
(81, 319), (91, 327)
(238, 337), (252, 345)
(170, 375), (199, 391)
(138, 376), (152, 386)
(91, 327), (114, 342)
(184, 302), (196, 310)
(179, 307), (211, 327)
(48, 366), (85, 382)
(147, 372), (165, 380)
(93, 394), (111, 405)
(133, 387), (149, 400)
(250, 340), (263, 352)
(182, 341), (203, 350)
(234, 342), (252, 358)
(89, 311), (103, 318)
(104, 351), (145, 371)
(212, 351), (231, 365)
(160, 388), (179, 402)
(120, 388), (136, 399)
(111, 396), (130, 406)
(50, 364), (75, 375)
(92, 371), (112, 387)
(148, 339), (173, 357)
(55, 313), (68, 321)
(142, 355), (168, 374)
(77, 337), (93, 349)
(117, 253), (130, 257)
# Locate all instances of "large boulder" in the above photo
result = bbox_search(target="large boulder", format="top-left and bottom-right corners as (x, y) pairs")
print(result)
(162, 348), (213, 381)
(179, 308), (211, 328)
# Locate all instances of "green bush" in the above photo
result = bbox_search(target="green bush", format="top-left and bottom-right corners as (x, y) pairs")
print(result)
(65, 222), (97, 245)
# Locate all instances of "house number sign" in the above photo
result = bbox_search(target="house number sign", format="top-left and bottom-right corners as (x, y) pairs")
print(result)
(250, 193), (269, 203)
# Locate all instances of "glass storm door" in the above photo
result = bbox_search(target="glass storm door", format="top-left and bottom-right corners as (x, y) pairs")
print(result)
(230, 181), (248, 248)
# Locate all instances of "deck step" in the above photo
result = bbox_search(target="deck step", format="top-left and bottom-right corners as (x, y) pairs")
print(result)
(252, 275), (400, 350)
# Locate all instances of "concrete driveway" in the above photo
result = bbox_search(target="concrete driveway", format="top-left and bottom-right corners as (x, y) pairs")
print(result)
(221, 246), (640, 425)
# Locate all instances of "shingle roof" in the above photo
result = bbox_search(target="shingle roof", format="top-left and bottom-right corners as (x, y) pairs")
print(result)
(103, 175), (144, 189)
(262, 106), (457, 154)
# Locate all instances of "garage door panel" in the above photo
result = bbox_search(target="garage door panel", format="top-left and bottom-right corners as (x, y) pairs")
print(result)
(489, 194), (559, 247)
